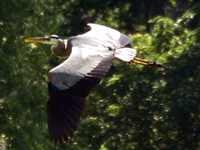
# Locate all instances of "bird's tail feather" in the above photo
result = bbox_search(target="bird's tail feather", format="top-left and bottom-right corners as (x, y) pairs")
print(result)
(115, 48), (137, 62)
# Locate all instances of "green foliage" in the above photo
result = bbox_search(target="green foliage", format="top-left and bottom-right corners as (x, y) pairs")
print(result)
(0, 0), (200, 150)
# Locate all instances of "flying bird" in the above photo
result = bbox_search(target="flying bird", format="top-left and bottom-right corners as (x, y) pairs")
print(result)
(25, 23), (163, 144)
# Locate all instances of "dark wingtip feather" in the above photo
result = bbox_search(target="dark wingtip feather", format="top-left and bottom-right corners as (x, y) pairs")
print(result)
(48, 82), (86, 143)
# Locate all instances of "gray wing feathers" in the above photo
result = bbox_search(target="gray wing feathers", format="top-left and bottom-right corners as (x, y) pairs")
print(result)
(85, 23), (132, 48)
(49, 46), (114, 90)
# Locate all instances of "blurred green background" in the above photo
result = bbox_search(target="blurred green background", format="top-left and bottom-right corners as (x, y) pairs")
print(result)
(0, 0), (200, 149)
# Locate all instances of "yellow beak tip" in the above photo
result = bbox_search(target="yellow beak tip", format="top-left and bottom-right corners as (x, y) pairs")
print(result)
(24, 38), (42, 43)
(25, 39), (29, 42)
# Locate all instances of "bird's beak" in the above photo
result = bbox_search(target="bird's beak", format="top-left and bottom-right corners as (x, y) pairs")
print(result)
(25, 37), (50, 43)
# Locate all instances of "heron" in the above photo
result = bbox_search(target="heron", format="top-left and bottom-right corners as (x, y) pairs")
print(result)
(25, 23), (163, 144)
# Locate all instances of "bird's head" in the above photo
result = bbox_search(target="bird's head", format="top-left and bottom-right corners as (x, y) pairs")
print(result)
(25, 35), (70, 58)
(25, 35), (60, 45)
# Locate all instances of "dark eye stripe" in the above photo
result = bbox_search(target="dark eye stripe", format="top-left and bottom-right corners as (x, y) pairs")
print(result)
(50, 35), (59, 39)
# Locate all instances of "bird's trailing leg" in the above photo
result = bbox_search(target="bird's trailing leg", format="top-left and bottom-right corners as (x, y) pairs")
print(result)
(132, 57), (164, 67)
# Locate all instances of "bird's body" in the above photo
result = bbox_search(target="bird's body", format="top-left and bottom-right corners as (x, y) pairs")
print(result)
(25, 23), (163, 144)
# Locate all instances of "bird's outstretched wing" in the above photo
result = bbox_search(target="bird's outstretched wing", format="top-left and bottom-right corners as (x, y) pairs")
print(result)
(47, 46), (114, 143)
(83, 23), (133, 48)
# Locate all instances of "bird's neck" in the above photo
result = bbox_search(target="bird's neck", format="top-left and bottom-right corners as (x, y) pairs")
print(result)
(51, 40), (71, 58)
